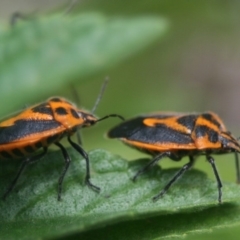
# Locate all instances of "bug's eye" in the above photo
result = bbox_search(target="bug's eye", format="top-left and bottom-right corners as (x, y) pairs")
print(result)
(89, 120), (96, 125)
(86, 118), (97, 125)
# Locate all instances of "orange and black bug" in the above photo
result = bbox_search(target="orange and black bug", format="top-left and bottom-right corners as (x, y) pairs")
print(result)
(1, 88), (124, 201)
(108, 112), (240, 203)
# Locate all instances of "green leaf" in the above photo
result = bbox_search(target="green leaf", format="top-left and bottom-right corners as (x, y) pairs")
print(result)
(77, 203), (240, 240)
(0, 13), (168, 116)
(0, 149), (240, 239)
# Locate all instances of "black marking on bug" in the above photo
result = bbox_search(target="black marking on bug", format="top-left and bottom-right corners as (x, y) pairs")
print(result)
(47, 134), (59, 144)
(50, 98), (62, 102)
(24, 145), (35, 153)
(70, 108), (79, 119)
(219, 134), (233, 148)
(12, 148), (25, 157)
(55, 107), (68, 116)
(208, 130), (219, 143)
(176, 115), (197, 131)
(144, 123), (193, 144)
(0, 120), (61, 144)
(108, 117), (193, 145)
(202, 113), (221, 128)
(35, 141), (43, 149)
(194, 125), (219, 143)
(0, 151), (12, 159)
(195, 125), (208, 138)
(32, 103), (53, 115)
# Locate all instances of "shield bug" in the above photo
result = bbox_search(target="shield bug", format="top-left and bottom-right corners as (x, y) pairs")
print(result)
(108, 112), (240, 203)
(1, 83), (124, 201)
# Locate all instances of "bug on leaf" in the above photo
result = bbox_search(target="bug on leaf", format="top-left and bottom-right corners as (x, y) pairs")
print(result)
(108, 112), (240, 203)
(1, 83), (124, 201)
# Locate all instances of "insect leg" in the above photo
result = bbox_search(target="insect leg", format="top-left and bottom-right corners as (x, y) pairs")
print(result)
(133, 152), (171, 182)
(55, 142), (71, 201)
(68, 136), (100, 192)
(206, 155), (223, 203)
(70, 85), (83, 145)
(2, 147), (47, 200)
(153, 156), (195, 202)
(75, 129), (82, 146)
(234, 152), (240, 184)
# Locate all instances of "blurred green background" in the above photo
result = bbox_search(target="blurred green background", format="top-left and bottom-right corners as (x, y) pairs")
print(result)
(1, 0), (240, 239)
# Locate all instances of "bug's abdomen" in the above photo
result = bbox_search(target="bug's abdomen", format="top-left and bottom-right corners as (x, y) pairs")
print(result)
(0, 132), (64, 159)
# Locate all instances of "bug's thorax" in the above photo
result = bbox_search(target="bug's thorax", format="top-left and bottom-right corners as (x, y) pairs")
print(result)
(48, 97), (97, 130)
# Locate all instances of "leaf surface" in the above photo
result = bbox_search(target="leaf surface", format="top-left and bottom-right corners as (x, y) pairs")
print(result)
(0, 149), (240, 239)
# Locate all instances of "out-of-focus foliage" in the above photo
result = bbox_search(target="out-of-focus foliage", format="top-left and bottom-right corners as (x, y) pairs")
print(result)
(0, 13), (167, 115)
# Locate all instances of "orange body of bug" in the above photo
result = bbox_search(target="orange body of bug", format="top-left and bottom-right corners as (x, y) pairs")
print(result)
(108, 112), (240, 203)
(1, 97), (123, 200)
(0, 98), (96, 158)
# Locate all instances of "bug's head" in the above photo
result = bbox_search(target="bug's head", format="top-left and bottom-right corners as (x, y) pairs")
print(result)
(235, 136), (240, 153)
(78, 111), (98, 127)
(219, 132), (240, 153)
(79, 112), (124, 127)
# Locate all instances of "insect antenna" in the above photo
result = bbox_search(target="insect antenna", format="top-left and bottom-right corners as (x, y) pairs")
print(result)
(70, 84), (82, 145)
(10, 11), (37, 26)
(96, 114), (125, 123)
(72, 77), (124, 143)
(91, 77), (109, 114)
(63, 0), (78, 15)
(92, 77), (125, 122)
(10, 12), (25, 26)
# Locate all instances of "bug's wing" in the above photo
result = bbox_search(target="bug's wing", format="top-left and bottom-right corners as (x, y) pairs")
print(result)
(109, 116), (192, 143)
(0, 119), (64, 144)
(0, 102), (64, 144)
(108, 115), (196, 150)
